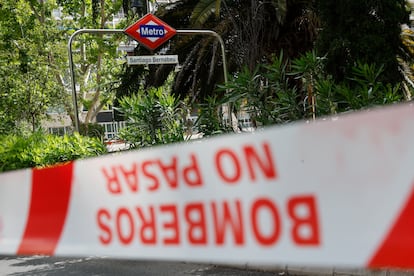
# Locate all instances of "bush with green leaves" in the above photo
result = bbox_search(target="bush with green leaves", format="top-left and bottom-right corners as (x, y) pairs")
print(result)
(79, 123), (105, 140)
(321, 62), (403, 113)
(117, 86), (186, 148)
(195, 95), (233, 137)
(0, 132), (107, 172)
(290, 52), (404, 116)
(218, 51), (303, 127)
(218, 50), (405, 128)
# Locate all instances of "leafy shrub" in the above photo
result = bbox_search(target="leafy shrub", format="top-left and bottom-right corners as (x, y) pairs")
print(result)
(195, 95), (233, 137)
(117, 86), (186, 148)
(218, 51), (303, 127)
(219, 50), (404, 128)
(290, 52), (404, 116)
(337, 63), (402, 110)
(79, 123), (105, 140)
(0, 132), (107, 172)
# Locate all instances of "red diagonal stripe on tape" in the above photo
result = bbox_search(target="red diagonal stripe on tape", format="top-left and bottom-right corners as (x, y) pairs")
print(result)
(17, 162), (74, 255)
(368, 183), (414, 269)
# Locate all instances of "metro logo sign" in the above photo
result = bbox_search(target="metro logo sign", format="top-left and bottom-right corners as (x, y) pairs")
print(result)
(124, 14), (176, 51)
(140, 25), (165, 37)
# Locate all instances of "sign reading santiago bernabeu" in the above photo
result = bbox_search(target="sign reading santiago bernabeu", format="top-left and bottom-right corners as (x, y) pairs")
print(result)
(127, 55), (178, 65)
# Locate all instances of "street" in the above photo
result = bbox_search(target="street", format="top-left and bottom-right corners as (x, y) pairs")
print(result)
(0, 255), (281, 276)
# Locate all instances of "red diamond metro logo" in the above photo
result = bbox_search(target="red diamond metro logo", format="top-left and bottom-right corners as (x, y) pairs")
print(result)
(124, 14), (177, 51)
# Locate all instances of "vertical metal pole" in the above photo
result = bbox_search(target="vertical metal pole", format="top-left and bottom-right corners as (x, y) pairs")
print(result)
(145, 0), (150, 13)
(68, 33), (80, 133)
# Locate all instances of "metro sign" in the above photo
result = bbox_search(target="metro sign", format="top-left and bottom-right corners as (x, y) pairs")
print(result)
(124, 14), (176, 51)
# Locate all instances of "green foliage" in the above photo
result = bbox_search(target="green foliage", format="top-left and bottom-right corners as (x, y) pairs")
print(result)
(218, 51), (302, 127)
(195, 95), (233, 137)
(0, 132), (107, 172)
(190, 0), (221, 27)
(79, 123), (105, 140)
(288, 50), (404, 116)
(129, 0), (317, 102)
(218, 50), (404, 128)
(0, 0), (68, 133)
(117, 85), (186, 148)
(290, 50), (325, 118)
(0, 0), (124, 134)
(316, 0), (409, 84)
(322, 62), (403, 113)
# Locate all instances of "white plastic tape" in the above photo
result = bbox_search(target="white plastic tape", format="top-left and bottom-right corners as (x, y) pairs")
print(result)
(1, 103), (414, 269)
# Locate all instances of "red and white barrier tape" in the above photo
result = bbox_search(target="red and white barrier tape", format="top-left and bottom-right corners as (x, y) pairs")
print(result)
(1, 103), (414, 269)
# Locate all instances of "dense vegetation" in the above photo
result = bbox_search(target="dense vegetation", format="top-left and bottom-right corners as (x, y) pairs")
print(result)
(316, 0), (409, 84)
(117, 0), (412, 128)
(0, 132), (106, 172)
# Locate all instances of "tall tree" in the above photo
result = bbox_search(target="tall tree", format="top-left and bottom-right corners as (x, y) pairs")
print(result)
(0, 0), (67, 133)
(58, 0), (124, 131)
(0, 0), (124, 134)
(316, 0), (409, 84)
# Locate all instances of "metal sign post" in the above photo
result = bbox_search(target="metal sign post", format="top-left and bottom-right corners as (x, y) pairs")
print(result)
(68, 17), (228, 133)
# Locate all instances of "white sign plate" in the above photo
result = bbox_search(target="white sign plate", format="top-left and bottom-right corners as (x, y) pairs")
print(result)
(127, 55), (178, 65)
